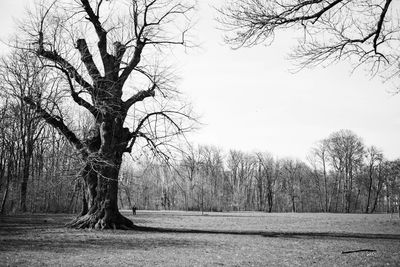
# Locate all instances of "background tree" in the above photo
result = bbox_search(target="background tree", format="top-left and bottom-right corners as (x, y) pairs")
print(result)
(327, 130), (365, 212)
(364, 146), (383, 213)
(308, 139), (330, 212)
(0, 50), (60, 212)
(255, 152), (276, 212)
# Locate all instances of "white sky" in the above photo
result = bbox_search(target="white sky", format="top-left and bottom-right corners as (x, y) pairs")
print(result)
(0, 0), (399, 161)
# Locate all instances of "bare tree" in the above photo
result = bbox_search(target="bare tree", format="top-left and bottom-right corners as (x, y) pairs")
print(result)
(364, 146), (383, 213)
(14, 0), (196, 229)
(280, 158), (301, 212)
(0, 50), (52, 212)
(327, 130), (365, 213)
(309, 139), (330, 212)
(255, 152), (276, 212)
(218, 0), (400, 88)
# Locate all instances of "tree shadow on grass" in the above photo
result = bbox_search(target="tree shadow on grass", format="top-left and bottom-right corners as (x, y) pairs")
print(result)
(130, 226), (400, 241)
(0, 234), (211, 253)
(1, 214), (400, 242)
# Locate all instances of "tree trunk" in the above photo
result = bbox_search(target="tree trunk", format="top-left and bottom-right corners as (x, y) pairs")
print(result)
(322, 156), (328, 212)
(370, 179), (383, 213)
(66, 120), (134, 230)
(354, 189), (361, 212)
(365, 168), (373, 213)
(398, 199), (400, 218)
(19, 157), (31, 212)
(0, 161), (12, 214)
(291, 195), (296, 212)
(267, 191), (273, 213)
(66, 159), (134, 229)
(124, 187), (132, 208)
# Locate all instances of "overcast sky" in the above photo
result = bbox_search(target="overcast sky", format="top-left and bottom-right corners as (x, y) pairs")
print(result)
(1, 0), (399, 161)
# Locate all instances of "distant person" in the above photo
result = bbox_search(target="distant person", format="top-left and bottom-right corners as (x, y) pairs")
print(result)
(132, 205), (137, 216)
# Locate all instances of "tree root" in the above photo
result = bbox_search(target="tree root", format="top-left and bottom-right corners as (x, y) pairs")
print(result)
(66, 211), (135, 230)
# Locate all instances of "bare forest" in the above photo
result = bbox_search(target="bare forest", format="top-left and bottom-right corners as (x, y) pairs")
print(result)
(0, 0), (399, 226)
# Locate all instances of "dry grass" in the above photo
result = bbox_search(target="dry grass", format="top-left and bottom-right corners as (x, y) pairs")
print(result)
(1, 211), (400, 266)
(134, 210), (400, 235)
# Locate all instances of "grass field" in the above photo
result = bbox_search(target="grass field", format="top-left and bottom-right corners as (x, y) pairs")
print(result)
(1, 211), (400, 266)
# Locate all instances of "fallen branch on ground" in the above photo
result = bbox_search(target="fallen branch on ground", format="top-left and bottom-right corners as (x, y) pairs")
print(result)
(341, 249), (377, 254)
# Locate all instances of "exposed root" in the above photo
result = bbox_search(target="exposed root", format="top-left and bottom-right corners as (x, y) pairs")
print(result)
(66, 211), (135, 230)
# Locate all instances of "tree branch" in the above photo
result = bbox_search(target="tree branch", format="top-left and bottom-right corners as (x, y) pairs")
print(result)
(37, 35), (95, 94)
(76, 38), (101, 80)
(23, 96), (86, 153)
(123, 84), (156, 110)
(119, 40), (146, 85)
(126, 110), (188, 153)
(80, 0), (114, 74)
(373, 0), (392, 54)
(53, 65), (101, 119)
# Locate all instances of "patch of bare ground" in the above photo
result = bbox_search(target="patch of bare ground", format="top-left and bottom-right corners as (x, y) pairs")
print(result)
(1, 212), (399, 266)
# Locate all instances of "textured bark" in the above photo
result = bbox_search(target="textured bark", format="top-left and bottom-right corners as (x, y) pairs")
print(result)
(66, 118), (134, 229)
(67, 157), (135, 229)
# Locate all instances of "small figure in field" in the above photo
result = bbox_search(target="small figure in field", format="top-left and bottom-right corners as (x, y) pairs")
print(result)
(131, 205), (137, 216)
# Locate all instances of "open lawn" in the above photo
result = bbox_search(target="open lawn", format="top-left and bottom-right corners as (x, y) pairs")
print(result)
(1, 211), (400, 266)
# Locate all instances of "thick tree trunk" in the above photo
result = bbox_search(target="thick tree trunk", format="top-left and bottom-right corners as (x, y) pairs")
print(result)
(66, 119), (134, 230)
(66, 159), (134, 230)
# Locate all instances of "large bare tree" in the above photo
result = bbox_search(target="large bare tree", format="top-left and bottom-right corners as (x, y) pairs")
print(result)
(15, 0), (195, 229)
(218, 0), (400, 87)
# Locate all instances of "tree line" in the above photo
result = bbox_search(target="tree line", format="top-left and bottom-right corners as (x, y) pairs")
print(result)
(2, 94), (399, 216)
(118, 129), (400, 215)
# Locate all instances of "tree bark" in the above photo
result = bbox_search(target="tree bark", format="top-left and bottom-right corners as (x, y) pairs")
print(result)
(66, 157), (134, 229)
(66, 119), (134, 230)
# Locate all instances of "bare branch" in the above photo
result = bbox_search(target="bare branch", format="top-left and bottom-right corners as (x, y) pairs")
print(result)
(23, 96), (86, 153)
(79, 0), (113, 73)
(373, 0), (392, 55)
(37, 43), (95, 94)
(119, 40), (145, 85)
(52, 65), (101, 119)
(123, 86), (156, 111)
(75, 39), (101, 80)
